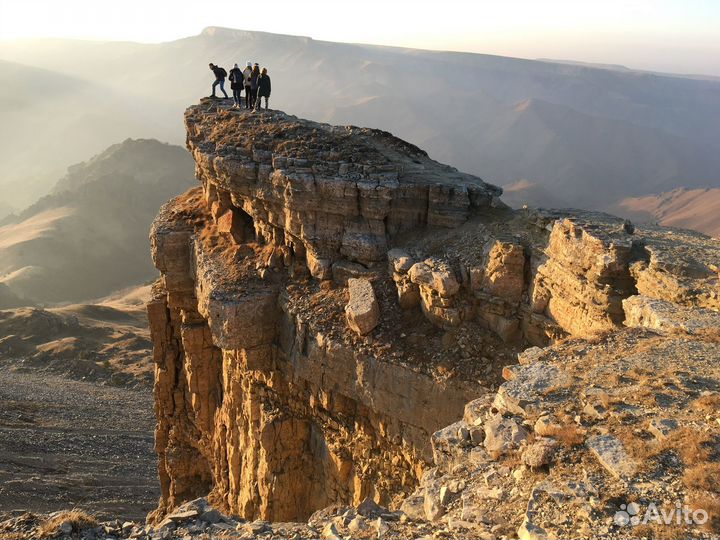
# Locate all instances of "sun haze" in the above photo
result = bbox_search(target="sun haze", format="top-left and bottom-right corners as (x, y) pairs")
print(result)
(0, 0), (719, 75)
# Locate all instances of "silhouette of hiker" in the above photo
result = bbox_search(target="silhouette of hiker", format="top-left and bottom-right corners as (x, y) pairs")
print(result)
(208, 63), (229, 98)
(255, 68), (271, 111)
(249, 63), (260, 109)
(242, 62), (253, 109)
(228, 63), (243, 108)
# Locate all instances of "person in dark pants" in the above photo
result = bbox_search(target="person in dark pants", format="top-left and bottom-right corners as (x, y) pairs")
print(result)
(249, 63), (260, 109)
(208, 63), (228, 98)
(255, 68), (271, 111)
(228, 63), (243, 108)
(242, 62), (253, 109)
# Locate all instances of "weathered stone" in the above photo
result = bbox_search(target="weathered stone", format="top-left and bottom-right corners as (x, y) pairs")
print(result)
(145, 102), (720, 538)
(587, 435), (637, 479)
(517, 518), (548, 540)
(357, 497), (384, 518)
(332, 260), (378, 286)
(521, 438), (559, 468)
(530, 215), (636, 336)
(388, 248), (414, 273)
(347, 515), (367, 533)
(423, 483), (445, 522)
(166, 510), (199, 521)
(483, 414), (528, 459)
(408, 262), (433, 287)
(623, 295), (720, 335)
(399, 493), (426, 521)
(395, 280), (421, 309)
(494, 362), (570, 416)
(345, 278), (380, 335)
(647, 418), (679, 441)
(479, 240), (525, 303)
(321, 522), (341, 540)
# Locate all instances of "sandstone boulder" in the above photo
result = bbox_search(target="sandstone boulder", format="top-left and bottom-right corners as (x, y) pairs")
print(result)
(521, 438), (559, 469)
(387, 248), (414, 273)
(483, 414), (528, 459)
(345, 278), (380, 335)
(623, 294), (720, 335)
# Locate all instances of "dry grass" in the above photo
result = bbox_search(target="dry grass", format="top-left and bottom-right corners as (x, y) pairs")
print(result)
(543, 423), (586, 447)
(684, 463), (720, 493)
(665, 429), (715, 466)
(622, 427), (715, 467)
(692, 392), (720, 414)
(631, 524), (680, 539)
(0, 533), (30, 540)
(37, 510), (97, 538)
(689, 494), (720, 533)
(631, 522), (687, 539)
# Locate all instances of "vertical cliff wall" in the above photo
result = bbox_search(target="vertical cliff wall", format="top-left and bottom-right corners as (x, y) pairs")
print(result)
(147, 100), (720, 524)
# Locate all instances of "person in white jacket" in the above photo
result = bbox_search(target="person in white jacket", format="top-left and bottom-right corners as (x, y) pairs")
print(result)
(242, 62), (253, 109)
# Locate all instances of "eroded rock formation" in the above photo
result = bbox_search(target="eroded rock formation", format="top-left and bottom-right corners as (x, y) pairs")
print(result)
(147, 100), (720, 537)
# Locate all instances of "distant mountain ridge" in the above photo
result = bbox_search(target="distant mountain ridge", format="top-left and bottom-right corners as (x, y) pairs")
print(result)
(1, 27), (720, 219)
(613, 188), (720, 238)
(0, 139), (194, 307)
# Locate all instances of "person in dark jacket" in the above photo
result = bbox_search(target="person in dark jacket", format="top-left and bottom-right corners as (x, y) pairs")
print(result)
(255, 68), (271, 111)
(242, 62), (253, 109)
(228, 63), (243, 108)
(208, 63), (229, 99)
(249, 63), (260, 109)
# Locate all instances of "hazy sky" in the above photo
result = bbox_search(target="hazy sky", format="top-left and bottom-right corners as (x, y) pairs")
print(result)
(1, 0), (719, 75)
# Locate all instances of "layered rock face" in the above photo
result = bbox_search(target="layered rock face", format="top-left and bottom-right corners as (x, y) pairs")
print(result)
(148, 101), (503, 522)
(148, 100), (720, 535)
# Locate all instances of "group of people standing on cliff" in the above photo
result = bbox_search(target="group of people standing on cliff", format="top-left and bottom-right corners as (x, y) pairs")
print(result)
(208, 62), (271, 111)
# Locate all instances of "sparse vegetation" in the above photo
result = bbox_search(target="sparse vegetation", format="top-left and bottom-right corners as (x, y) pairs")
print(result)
(684, 463), (720, 492)
(543, 423), (586, 447)
(692, 392), (720, 414)
(37, 510), (96, 538)
(690, 494), (720, 533)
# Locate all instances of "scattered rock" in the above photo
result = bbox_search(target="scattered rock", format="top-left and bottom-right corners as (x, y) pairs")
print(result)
(484, 414), (528, 459)
(586, 435), (637, 478)
(648, 417), (679, 441)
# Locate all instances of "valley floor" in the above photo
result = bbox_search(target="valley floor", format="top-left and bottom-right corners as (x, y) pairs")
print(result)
(0, 359), (158, 521)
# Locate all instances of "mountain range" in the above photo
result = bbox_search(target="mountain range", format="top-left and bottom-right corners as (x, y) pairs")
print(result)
(1, 26), (719, 216)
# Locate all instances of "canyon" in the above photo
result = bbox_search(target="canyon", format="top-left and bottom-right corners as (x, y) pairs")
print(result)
(135, 99), (720, 538)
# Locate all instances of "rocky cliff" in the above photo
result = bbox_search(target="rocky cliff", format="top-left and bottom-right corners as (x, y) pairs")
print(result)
(146, 100), (720, 538)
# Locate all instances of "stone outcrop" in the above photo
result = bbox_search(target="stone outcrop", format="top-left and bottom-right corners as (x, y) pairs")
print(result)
(148, 101), (502, 523)
(184, 100), (501, 279)
(146, 100), (720, 538)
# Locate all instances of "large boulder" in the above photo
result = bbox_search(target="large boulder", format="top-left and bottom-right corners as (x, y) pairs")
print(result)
(345, 278), (380, 335)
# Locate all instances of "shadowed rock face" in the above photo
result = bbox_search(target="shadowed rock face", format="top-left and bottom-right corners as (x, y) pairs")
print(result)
(147, 101), (720, 532)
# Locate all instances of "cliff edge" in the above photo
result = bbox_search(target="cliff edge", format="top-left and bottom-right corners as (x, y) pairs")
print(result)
(145, 100), (720, 538)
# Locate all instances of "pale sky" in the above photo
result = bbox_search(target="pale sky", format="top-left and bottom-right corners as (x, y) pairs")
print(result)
(1, 0), (719, 75)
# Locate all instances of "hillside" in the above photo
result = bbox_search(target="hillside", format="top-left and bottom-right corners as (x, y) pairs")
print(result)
(0, 284), (153, 385)
(1, 28), (720, 210)
(0, 139), (194, 306)
(613, 188), (720, 238)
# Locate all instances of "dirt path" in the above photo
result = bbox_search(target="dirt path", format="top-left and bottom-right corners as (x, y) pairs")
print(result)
(0, 359), (158, 521)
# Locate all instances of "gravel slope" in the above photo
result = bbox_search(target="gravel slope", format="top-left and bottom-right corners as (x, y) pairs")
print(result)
(0, 359), (158, 521)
